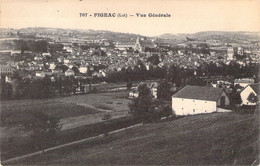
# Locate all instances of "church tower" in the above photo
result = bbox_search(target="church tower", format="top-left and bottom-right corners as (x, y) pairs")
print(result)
(134, 36), (143, 52)
(227, 47), (234, 61)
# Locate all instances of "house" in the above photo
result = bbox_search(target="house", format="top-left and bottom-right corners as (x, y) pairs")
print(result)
(35, 71), (45, 77)
(57, 56), (64, 63)
(65, 69), (75, 76)
(79, 65), (88, 74)
(211, 80), (232, 88)
(134, 36), (155, 52)
(42, 52), (51, 57)
(34, 55), (43, 61)
(234, 78), (254, 88)
(150, 82), (159, 98)
(129, 88), (139, 98)
(172, 85), (230, 116)
(227, 47), (234, 61)
(11, 50), (21, 56)
(49, 62), (56, 70)
(240, 83), (259, 106)
(0, 64), (16, 75)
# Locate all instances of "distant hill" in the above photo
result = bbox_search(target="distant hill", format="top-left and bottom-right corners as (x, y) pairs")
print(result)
(1, 28), (259, 44)
(155, 31), (260, 43)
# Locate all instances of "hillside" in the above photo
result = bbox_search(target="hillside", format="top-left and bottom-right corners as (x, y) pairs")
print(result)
(155, 31), (260, 43)
(11, 112), (259, 165)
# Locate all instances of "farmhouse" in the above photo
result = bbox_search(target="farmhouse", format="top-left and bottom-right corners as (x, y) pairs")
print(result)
(240, 83), (259, 106)
(172, 85), (230, 116)
(234, 78), (254, 88)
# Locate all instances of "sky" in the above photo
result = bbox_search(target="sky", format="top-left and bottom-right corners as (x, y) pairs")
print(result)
(0, 0), (260, 36)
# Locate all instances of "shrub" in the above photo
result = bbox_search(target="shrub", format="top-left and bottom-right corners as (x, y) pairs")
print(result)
(102, 113), (112, 120)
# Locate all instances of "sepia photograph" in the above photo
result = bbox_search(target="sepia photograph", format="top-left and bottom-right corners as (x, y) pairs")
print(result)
(0, 0), (259, 165)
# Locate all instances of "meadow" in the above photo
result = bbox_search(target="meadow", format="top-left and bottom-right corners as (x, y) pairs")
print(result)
(14, 112), (259, 165)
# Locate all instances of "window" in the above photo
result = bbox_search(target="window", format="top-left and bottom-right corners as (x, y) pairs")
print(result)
(193, 109), (195, 112)
(193, 100), (195, 102)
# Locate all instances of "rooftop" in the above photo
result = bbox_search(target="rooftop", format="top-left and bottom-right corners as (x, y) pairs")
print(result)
(172, 85), (224, 101)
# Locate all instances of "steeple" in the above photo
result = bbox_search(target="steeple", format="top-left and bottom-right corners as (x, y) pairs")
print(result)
(136, 35), (140, 44)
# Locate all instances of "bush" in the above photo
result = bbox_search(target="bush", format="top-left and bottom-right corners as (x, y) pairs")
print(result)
(102, 113), (112, 120)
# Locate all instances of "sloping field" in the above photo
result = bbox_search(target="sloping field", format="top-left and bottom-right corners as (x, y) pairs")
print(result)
(0, 91), (130, 160)
(15, 112), (259, 165)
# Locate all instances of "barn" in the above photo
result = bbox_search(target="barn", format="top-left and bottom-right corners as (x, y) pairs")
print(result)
(172, 85), (230, 116)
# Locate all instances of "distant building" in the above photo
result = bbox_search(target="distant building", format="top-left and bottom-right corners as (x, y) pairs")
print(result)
(150, 82), (159, 99)
(237, 47), (244, 56)
(134, 36), (155, 52)
(79, 65), (88, 74)
(227, 47), (234, 60)
(129, 88), (139, 98)
(49, 62), (56, 70)
(115, 42), (135, 50)
(0, 64), (15, 75)
(172, 85), (230, 116)
(234, 78), (254, 88)
(42, 52), (51, 57)
(34, 55), (43, 61)
(65, 69), (75, 76)
(35, 71), (45, 77)
(57, 56), (64, 63)
(11, 50), (21, 56)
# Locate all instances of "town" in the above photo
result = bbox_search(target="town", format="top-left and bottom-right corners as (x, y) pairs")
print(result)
(0, 28), (259, 165)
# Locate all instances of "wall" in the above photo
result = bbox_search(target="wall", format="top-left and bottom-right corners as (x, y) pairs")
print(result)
(172, 97), (216, 116)
(216, 91), (230, 107)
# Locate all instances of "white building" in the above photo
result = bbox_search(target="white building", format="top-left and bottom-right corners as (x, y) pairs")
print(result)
(35, 71), (45, 77)
(49, 62), (56, 70)
(234, 78), (254, 88)
(34, 55), (43, 61)
(65, 69), (75, 76)
(129, 88), (139, 98)
(11, 50), (21, 56)
(237, 47), (244, 56)
(0, 64), (15, 75)
(57, 56), (64, 63)
(79, 65), (88, 74)
(227, 47), (234, 61)
(240, 83), (259, 106)
(42, 52), (51, 57)
(172, 85), (230, 116)
(150, 82), (159, 99)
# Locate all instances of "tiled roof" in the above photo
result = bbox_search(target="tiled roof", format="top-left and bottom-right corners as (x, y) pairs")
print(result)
(172, 85), (224, 101)
(234, 78), (254, 84)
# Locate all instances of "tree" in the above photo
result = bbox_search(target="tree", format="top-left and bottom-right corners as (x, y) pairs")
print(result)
(147, 54), (160, 65)
(162, 105), (173, 118)
(168, 64), (182, 86)
(127, 81), (133, 90)
(23, 111), (61, 151)
(72, 66), (79, 74)
(128, 84), (155, 124)
(157, 81), (171, 100)
(230, 90), (242, 106)
(247, 92), (257, 103)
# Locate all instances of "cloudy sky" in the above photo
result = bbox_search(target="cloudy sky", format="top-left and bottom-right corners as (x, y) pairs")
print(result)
(1, 0), (259, 36)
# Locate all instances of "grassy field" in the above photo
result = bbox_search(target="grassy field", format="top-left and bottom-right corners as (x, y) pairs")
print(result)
(0, 90), (130, 159)
(13, 112), (259, 165)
